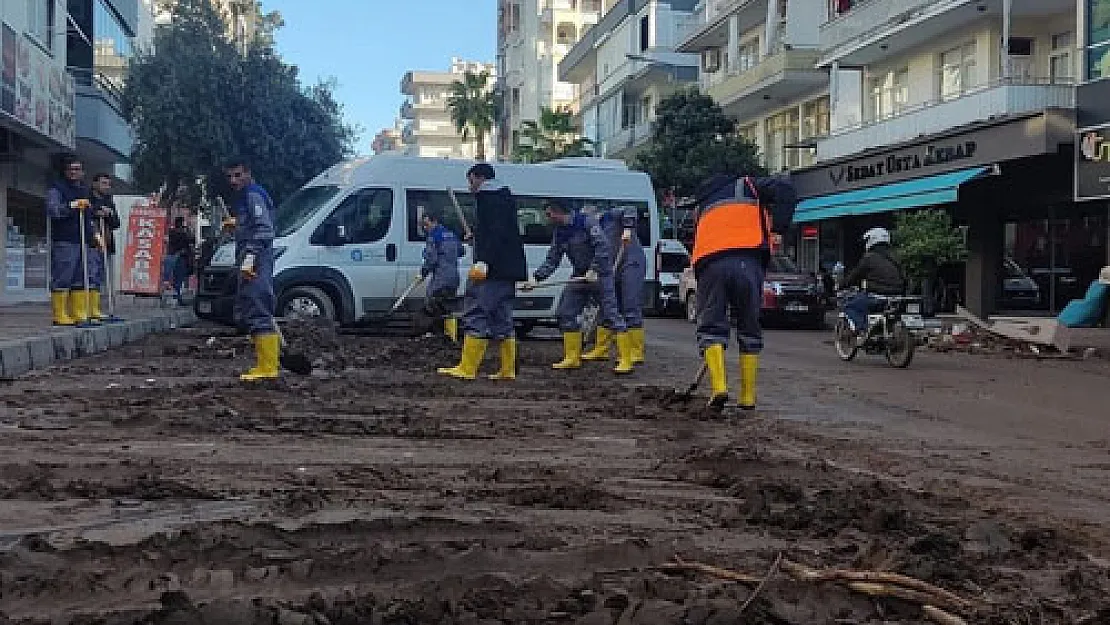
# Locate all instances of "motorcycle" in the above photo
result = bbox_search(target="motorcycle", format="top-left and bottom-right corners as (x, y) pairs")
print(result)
(833, 289), (924, 368)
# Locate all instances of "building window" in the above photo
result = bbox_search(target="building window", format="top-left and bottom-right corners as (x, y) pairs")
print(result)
(765, 109), (799, 172)
(938, 42), (976, 100)
(93, 0), (134, 91)
(736, 39), (759, 73)
(511, 88), (521, 116)
(26, 0), (54, 50)
(556, 22), (577, 45)
(869, 68), (908, 121)
(1050, 31), (1074, 83)
(640, 15), (650, 52)
(738, 123), (758, 145)
(1087, 0), (1110, 79)
(802, 96), (830, 139)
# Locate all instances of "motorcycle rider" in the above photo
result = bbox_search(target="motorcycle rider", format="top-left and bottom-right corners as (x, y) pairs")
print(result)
(843, 227), (907, 337)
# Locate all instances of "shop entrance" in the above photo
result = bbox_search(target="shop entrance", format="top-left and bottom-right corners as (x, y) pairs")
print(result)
(5, 188), (48, 298)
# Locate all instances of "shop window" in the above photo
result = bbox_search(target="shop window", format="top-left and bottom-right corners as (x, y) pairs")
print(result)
(938, 42), (977, 101)
(869, 68), (909, 121)
(1089, 0), (1110, 53)
(1050, 31), (1075, 83)
(1002, 211), (1108, 313)
(6, 189), (49, 292)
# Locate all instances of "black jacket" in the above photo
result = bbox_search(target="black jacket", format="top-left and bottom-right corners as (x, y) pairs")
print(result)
(91, 193), (121, 254)
(473, 180), (527, 281)
(845, 244), (906, 295)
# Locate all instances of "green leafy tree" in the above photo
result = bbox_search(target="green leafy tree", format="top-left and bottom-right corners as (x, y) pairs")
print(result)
(446, 70), (497, 161)
(633, 87), (765, 200)
(893, 209), (968, 279)
(512, 106), (593, 163)
(125, 0), (357, 211)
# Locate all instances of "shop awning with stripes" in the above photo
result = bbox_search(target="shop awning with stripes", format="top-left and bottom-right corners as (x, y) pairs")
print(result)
(794, 166), (993, 223)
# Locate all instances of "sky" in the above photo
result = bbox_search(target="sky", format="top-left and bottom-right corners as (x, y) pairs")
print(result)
(260, 1), (497, 155)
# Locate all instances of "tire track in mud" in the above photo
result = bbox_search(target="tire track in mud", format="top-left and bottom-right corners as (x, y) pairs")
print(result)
(0, 322), (1105, 624)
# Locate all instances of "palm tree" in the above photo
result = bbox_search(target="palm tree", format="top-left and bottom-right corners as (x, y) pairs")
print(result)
(512, 106), (593, 163)
(446, 70), (497, 161)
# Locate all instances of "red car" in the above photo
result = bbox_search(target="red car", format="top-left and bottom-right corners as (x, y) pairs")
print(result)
(680, 255), (828, 329)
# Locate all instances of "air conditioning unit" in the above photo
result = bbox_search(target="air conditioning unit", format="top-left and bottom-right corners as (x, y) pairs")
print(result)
(0, 129), (25, 162)
(702, 48), (722, 73)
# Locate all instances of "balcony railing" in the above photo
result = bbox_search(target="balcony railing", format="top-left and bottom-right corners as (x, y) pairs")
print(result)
(819, 0), (934, 56)
(703, 47), (822, 105)
(604, 121), (653, 156)
(818, 78), (1076, 161)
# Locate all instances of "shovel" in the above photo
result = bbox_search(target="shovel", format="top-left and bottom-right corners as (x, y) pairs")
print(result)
(517, 277), (589, 290)
(669, 363), (708, 403)
(446, 187), (474, 242)
(274, 319), (312, 375)
(389, 275), (424, 315)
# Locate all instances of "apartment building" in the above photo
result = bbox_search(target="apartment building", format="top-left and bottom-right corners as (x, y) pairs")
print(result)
(400, 58), (497, 159)
(677, 0), (827, 173)
(497, 0), (604, 159)
(558, 0), (699, 161)
(787, 0), (1095, 318)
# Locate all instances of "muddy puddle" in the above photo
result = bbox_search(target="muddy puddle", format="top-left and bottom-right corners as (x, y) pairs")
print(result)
(0, 322), (1106, 624)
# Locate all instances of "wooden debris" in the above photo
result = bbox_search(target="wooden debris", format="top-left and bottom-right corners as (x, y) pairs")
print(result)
(737, 553), (783, 616)
(923, 605), (969, 625)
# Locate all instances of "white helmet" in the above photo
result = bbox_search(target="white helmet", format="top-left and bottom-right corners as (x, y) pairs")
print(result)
(862, 227), (891, 251)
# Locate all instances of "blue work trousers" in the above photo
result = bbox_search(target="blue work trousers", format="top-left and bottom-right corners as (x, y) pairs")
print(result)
(161, 253), (188, 298)
(50, 241), (82, 291)
(234, 245), (276, 335)
(557, 274), (626, 333)
(695, 254), (765, 353)
(462, 278), (516, 340)
(615, 257), (645, 329)
(845, 292), (884, 333)
(87, 247), (104, 290)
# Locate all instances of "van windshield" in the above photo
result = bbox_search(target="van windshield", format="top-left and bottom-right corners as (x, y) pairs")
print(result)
(276, 185), (341, 237)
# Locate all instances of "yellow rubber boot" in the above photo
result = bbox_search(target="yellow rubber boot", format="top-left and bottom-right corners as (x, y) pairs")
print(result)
(444, 317), (459, 343)
(240, 333), (280, 381)
(630, 327), (645, 364)
(51, 291), (76, 326)
(739, 353), (758, 410)
(581, 327), (612, 361)
(69, 290), (93, 325)
(704, 344), (728, 409)
(488, 338), (517, 381)
(89, 290), (105, 320)
(613, 331), (635, 374)
(437, 335), (488, 380)
(552, 331), (582, 369)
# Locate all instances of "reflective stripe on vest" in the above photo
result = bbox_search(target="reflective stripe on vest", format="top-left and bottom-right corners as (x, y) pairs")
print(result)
(691, 200), (770, 266)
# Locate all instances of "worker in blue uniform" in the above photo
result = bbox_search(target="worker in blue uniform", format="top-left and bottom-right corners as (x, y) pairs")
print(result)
(226, 158), (280, 381)
(582, 204), (646, 366)
(523, 201), (634, 374)
(420, 207), (464, 342)
(438, 163), (528, 381)
(45, 156), (96, 326)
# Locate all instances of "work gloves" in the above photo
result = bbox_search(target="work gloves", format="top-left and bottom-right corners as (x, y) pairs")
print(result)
(70, 199), (91, 211)
(621, 228), (633, 244)
(240, 252), (258, 280)
(468, 261), (489, 281)
(584, 269), (599, 283)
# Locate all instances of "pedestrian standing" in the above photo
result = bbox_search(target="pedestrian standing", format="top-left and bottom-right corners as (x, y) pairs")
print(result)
(691, 173), (795, 410)
(45, 156), (95, 326)
(89, 173), (120, 321)
(419, 207), (464, 342)
(225, 158), (280, 382)
(582, 204), (646, 366)
(163, 217), (194, 306)
(438, 164), (527, 381)
(523, 201), (633, 374)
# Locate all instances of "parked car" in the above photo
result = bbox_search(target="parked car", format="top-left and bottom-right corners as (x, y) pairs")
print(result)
(679, 254), (827, 328)
(653, 238), (690, 317)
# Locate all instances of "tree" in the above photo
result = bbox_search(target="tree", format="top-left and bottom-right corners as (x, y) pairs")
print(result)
(633, 87), (765, 200)
(892, 209), (968, 280)
(124, 0), (357, 212)
(446, 70), (497, 161)
(511, 107), (593, 163)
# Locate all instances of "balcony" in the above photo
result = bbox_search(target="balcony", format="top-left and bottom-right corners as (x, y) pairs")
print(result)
(400, 101), (414, 119)
(604, 122), (653, 158)
(70, 68), (132, 161)
(817, 80), (1075, 161)
(678, 0), (767, 53)
(820, 0), (933, 58)
(706, 48), (825, 120)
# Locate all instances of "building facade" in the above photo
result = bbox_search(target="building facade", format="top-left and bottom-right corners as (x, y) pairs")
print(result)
(400, 58), (497, 159)
(1, 1), (78, 302)
(677, 0), (828, 174)
(558, 0), (700, 161)
(788, 0), (1100, 318)
(497, 0), (604, 159)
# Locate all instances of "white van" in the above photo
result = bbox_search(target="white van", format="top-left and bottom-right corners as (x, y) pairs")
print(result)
(195, 154), (662, 335)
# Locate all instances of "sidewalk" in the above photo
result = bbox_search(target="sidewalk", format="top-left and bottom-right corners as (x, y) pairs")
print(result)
(0, 295), (197, 379)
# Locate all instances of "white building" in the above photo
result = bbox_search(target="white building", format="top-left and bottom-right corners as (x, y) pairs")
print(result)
(400, 58), (497, 159)
(558, 0), (700, 161)
(676, 0), (828, 173)
(497, 0), (604, 159)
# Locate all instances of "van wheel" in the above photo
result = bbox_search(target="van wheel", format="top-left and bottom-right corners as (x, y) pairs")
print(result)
(279, 286), (337, 321)
(685, 293), (697, 324)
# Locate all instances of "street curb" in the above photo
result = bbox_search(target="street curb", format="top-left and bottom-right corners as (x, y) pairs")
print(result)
(0, 309), (198, 379)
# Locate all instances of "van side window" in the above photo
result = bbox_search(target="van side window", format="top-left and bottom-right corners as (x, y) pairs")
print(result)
(316, 188), (393, 244)
(406, 189), (476, 242)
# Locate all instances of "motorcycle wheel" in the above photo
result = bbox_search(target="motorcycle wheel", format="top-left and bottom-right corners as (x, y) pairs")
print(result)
(884, 321), (915, 368)
(834, 317), (858, 361)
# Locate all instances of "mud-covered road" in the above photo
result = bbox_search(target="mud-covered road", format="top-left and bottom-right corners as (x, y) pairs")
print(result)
(0, 320), (1107, 624)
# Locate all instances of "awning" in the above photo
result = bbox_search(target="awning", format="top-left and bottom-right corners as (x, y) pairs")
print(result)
(794, 166), (992, 223)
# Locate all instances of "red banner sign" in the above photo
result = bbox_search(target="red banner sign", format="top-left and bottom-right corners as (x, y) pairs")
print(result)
(119, 199), (167, 295)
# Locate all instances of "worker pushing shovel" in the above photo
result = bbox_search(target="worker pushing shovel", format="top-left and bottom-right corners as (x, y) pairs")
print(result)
(416, 206), (465, 342)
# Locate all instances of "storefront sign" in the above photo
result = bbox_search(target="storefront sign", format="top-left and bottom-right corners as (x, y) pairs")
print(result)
(0, 22), (75, 149)
(119, 200), (167, 295)
(829, 141), (978, 186)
